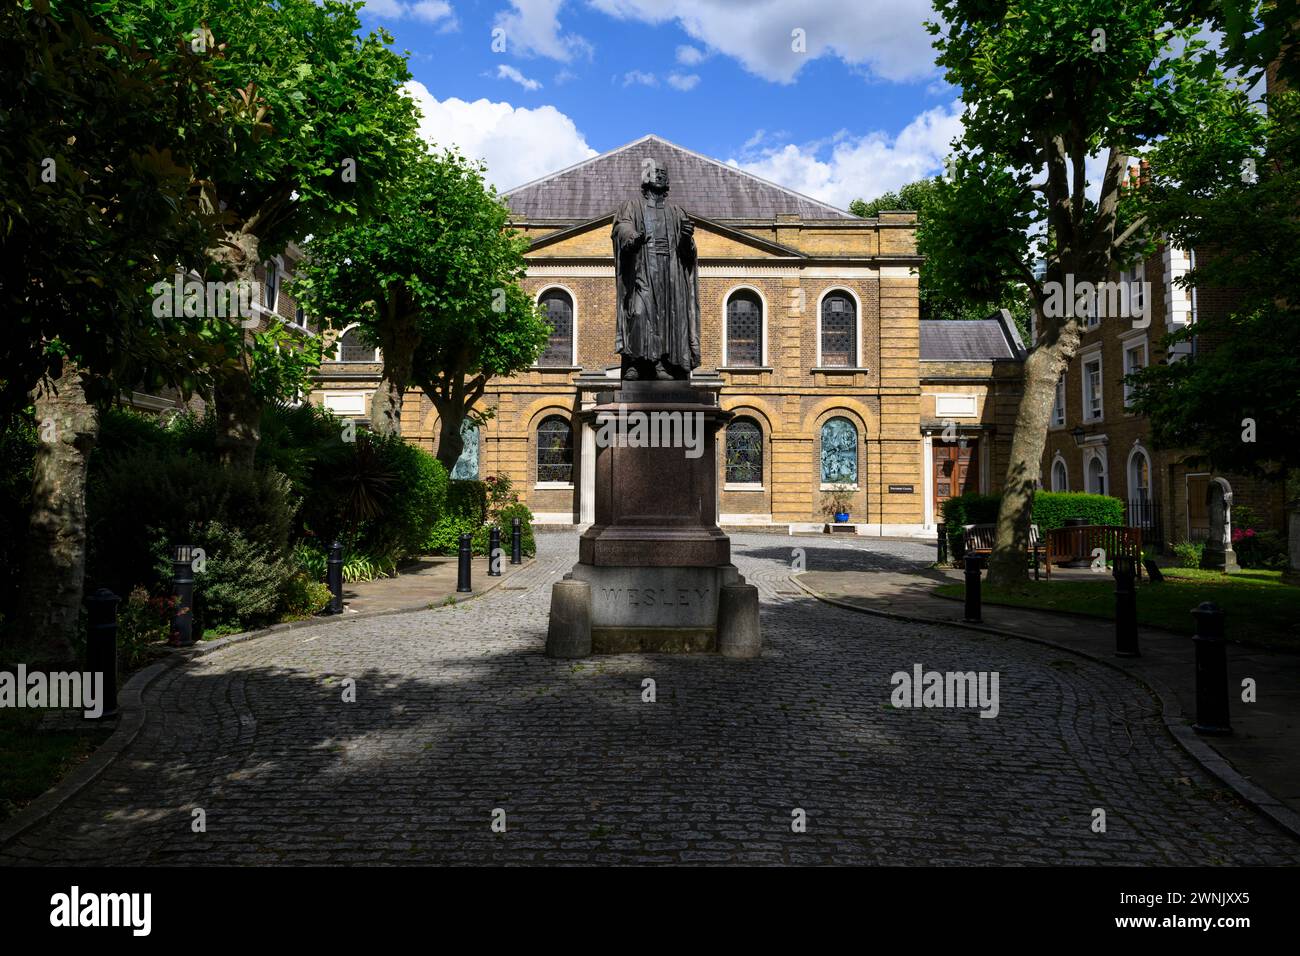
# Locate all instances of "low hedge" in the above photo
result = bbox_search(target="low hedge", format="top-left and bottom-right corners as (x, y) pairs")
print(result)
(941, 491), (1126, 557)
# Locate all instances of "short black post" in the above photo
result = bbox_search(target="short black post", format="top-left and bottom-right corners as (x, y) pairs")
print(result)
(1113, 554), (1140, 657)
(326, 539), (344, 615)
(936, 522), (948, 565)
(963, 554), (983, 623)
(85, 588), (120, 719)
(171, 545), (196, 646)
(457, 533), (473, 593)
(1191, 601), (1232, 735)
(488, 526), (502, 576)
(510, 516), (522, 565)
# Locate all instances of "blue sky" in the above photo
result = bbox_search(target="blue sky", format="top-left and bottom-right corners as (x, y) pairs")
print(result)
(358, 0), (962, 209)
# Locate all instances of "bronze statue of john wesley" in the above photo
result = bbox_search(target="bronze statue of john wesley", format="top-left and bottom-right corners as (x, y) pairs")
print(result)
(612, 159), (701, 380)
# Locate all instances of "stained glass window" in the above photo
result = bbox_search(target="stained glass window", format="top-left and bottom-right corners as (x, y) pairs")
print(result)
(726, 291), (762, 367)
(820, 417), (858, 484)
(338, 328), (378, 362)
(820, 291), (856, 367)
(725, 418), (763, 484)
(537, 416), (573, 484)
(538, 289), (574, 366)
(451, 420), (479, 480)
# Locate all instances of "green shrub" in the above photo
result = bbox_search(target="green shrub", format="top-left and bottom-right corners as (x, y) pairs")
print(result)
(172, 521), (295, 634)
(1173, 540), (1205, 569)
(941, 491), (1126, 557)
(472, 501), (537, 558)
(426, 479), (488, 554)
(116, 587), (174, 672)
(279, 573), (331, 620)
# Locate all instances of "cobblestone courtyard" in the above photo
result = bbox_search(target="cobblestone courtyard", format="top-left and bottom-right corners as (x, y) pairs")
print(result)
(3, 532), (1297, 865)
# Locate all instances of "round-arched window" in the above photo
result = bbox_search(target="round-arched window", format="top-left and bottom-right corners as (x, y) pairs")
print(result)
(538, 288), (574, 366)
(725, 418), (763, 484)
(820, 291), (857, 367)
(536, 416), (574, 484)
(726, 290), (762, 367)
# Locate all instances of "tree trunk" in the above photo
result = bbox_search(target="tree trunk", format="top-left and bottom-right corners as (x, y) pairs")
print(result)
(210, 232), (263, 469)
(368, 324), (417, 437)
(987, 314), (1080, 588)
(433, 398), (465, 473)
(12, 366), (98, 664)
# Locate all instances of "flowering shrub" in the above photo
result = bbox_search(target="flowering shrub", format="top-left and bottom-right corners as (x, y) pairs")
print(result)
(117, 587), (174, 670)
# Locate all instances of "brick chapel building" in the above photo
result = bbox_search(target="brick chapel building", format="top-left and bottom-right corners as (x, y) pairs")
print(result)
(313, 135), (1025, 534)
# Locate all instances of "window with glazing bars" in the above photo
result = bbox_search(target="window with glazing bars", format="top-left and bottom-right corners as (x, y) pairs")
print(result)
(725, 419), (763, 484)
(536, 416), (573, 483)
(726, 291), (762, 366)
(820, 292), (856, 366)
(538, 290), (573, 366)
(338, 328), (377, 362)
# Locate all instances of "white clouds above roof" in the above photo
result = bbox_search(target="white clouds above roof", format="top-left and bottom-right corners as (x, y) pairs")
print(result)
(403, 80), (597, 191)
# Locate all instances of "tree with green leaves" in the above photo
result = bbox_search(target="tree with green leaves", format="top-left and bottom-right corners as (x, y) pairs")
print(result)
(1, 0), (224, 661)
(104, 0), (420, 467)
(294, 149), (550, 470)
(924, 0), (1236, 587)
(851, 177), (1032, 331)
(1128, 78), (1299, 484)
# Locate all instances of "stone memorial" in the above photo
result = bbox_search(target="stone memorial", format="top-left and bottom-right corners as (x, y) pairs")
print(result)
(546, 158), (761, 657)
(1199, 476), (1240, 573)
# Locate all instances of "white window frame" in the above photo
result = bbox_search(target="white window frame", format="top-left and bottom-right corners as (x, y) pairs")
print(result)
(534, 285), (578, 368)
(264, 256), (283, 313)
(1051, 374), (1066, 427)
(333, 323), (382, 363)
(721, 285), (769, 368)
(1121, 334), (1148, 410)
(814, 287), (863, 368)
(1085, 448), (1108, 495)
(1127, 445), (1152, 502)
(1050, 455), (1069, 492)
(1080, 349), (1104, 422)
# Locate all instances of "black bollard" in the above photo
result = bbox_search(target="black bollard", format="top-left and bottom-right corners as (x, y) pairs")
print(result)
(963, 554), (983, 623)
(172, 545), (196, 646)
(510, 516), (522, 565)
(488, 526), (502, 576)
(1191, 602), (1232, 735)
(457, 533), (473, 593)
(937, 522), (948, 565)
(326, 540), (344, 615)
(85, 588), (120, 719)
(1113, 554), (1140, 657)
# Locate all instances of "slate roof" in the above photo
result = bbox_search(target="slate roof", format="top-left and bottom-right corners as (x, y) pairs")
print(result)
(503, 134), (858, 222)
(920, 313), (1026, 361)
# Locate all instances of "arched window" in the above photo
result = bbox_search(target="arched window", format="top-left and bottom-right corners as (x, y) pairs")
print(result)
(1128, 447), (1151, 502)
(820, 290), (857, 367)
(725, 418), (763, 485)
(536, 416), (574, 484)
(1087, 453), (1107, 495)
(538, 288), (574, 366)
(1051, 458), (1069, 492)
(725, 290), (762, 367)
(337, 327), (379, 362)
(820, 417), (859, 484)
(451, 420), (479, 480)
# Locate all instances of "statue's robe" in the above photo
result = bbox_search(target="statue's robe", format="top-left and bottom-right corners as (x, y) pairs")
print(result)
(611, 197), (701, 374)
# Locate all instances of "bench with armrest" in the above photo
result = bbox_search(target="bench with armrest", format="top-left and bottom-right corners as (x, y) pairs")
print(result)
(1042, 524), (1144, 581)
(961, 523), (1044, 579)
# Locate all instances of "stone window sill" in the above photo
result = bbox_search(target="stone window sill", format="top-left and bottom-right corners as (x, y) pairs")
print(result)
(820, 483), (860, 492)
(723, 483), (765, 492)
(534, 482), (575, 490)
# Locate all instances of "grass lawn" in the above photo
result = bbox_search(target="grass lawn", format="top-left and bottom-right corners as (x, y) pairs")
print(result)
(0, 708), (111, 824)
(934, 567), (1300, 652)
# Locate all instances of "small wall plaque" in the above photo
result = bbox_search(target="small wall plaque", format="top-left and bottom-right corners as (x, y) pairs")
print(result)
(888, 484), (915, 494)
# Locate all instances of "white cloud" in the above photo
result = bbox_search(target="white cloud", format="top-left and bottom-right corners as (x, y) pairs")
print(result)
(622, 69), (658, 86)
(363, 0), (458, 28)
(497, 64), (543, 90)
(666, 72), (700, 91)
(587, 0), (936, 83)
(494, 0), (593, 61)
(729, 101), (964, 209)
(675, 44), (705, 66)
(402, 80), (597, 191)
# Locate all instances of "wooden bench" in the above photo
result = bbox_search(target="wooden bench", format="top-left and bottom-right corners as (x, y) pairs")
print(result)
(1043, 525), (1144, 581)
(962, 523), (1044, 579)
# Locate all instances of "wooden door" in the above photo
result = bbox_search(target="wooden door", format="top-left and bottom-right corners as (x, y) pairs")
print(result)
(1186, 474), (1210, 542)
(934, 439), (979, 518)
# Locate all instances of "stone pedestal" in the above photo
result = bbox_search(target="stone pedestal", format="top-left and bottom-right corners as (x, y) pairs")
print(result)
(546, 378), (761, 656)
